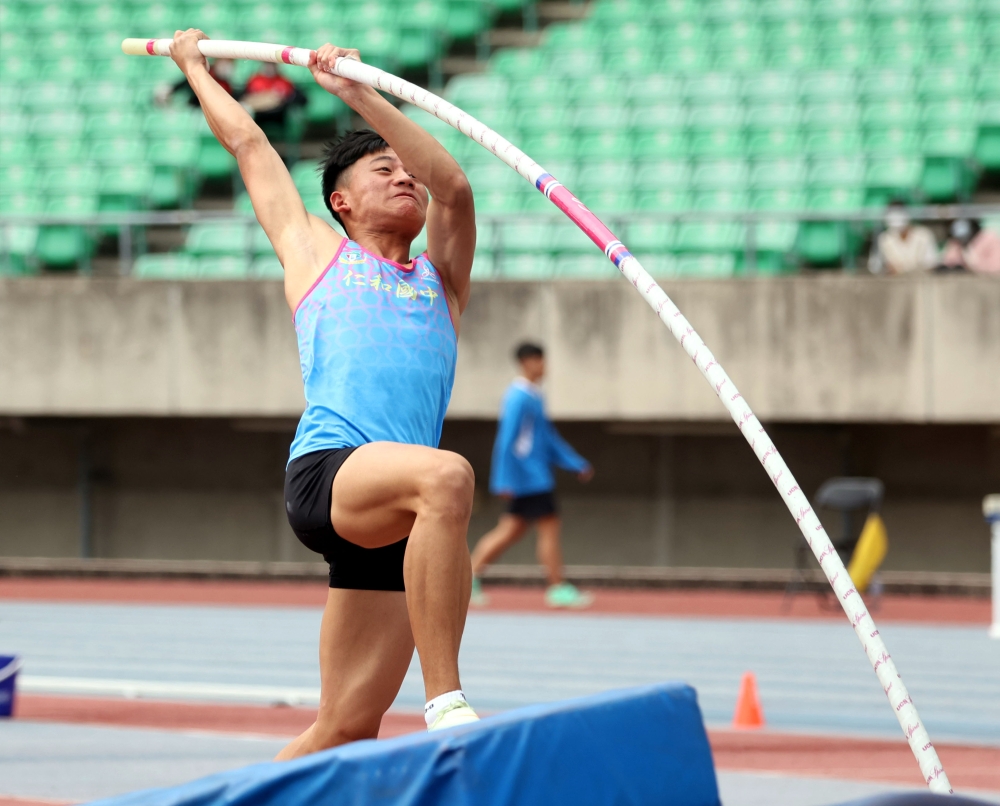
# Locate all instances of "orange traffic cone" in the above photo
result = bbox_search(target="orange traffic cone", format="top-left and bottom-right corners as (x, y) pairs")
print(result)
(732, 671), (765, 730)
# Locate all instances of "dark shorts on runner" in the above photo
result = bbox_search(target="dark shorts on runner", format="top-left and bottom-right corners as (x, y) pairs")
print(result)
(506, 491), (558, 521)
(284, 447), (407, 591)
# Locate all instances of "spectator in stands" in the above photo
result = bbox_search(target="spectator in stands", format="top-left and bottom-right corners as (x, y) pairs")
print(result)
(939, 218), (1000, 275)
(868, 200), (938, 275)
(155, 58), (236, 107)
(469, 342), (594, 609)
(239, 62), (306, 131)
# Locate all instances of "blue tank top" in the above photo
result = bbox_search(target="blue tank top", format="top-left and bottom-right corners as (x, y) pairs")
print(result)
(288, 239), (458, 464)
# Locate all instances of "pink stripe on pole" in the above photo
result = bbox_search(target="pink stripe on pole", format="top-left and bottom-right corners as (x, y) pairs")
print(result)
(281, 47), (293, 64)
(146, 40), (156, 55)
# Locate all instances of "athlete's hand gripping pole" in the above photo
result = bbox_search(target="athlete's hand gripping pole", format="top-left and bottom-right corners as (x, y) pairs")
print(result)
(123, 36), (952, 794)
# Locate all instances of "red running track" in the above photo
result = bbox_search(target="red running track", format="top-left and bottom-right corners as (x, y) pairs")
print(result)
(10, 694), (1000, 794)
(0, 577), (989, 624)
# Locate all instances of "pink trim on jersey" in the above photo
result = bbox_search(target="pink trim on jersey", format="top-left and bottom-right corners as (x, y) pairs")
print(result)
(292, 239), (346, 320)
(353, 242), (416, 272)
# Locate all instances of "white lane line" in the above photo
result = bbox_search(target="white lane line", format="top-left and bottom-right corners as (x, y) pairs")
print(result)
(19, 676), (321, 706)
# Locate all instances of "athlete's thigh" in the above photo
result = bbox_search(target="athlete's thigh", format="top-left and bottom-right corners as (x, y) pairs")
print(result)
(331, 441), (469, 547)
(315, 587), (414, 738)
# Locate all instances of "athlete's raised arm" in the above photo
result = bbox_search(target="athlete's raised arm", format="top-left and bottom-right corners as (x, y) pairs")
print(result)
(170, 30), (333, 287)
(310, 45), (476, 313)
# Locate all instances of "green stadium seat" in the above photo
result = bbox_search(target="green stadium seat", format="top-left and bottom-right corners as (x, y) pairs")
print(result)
(759, 0), (811, 20)
(36, 194), (97, 268)
(0, 223), (39, 276)
(658, 45), (711, 74)
(807, 157), (866, 187)
(0, 165), (38, 196)
(616, 48), (662, 77)
(741, 72), (799, 104)
(751, 188), (807, 210)
(870, 16), (925, 45)
(19, 82), (79, 113)
(795, 221), (851, 266)
(134, 253), (199, 279)
(917, 68), (976, 101)
(185, 221), (256, 257)
(88, 137), (147, 166)
(31, 136), (88, 166)
(30, 111), (86, 139)
(745, 127), (804, 157)
(864, 156), (922, 204)
(441, 0), (487, 41)
(0, 138), (31, 168)
(474, 187), (524, 214)
(590, 0), (650, 22)
(196, 122), (237, 181)
(198, 256), (250, 279)
(551, 222), (596, 254)
(925, 12), (979, 43)
(628, 104), (686, 135)
(448, 74), (509, 107)
(520, 131), (575, 160)
(37, 54), (95, 84)
(466, 161), (522, 192)
(693, 190), (750, 211)
(623, 74), (683, 104)
(42, 165), (101, 196)
(862, 127), (922, 155)
(77, 1), (132, 32)
(674, 221), (745, 252)
(571, 105), (626, 135)
(143, 109), (201, 139)
(684, 73), (742, 105)
(674, 252), (737, 277)
(812, 0), (864, 17)
(22, 2), (79, 31)
(921, 125), (977, 157)
(752, 219), (799, 254)
(976, 102), (1000, 168)
(635, 188), (693, 212)
(803, 127), (864, 156)
(496, 253), (553, 279)
(765, 19), (816, 49)
(0, 84), (19, 114)
(490, 48), (548, 80)
(625, 220), (676, 254)
(584, 188), (638, 215)
(815, 16), (865, 49)
(687, 104), (744, 130)
(862, 100), (921, 129)
(498, 220), (552, 254)
(575, 159), (632, 192)
(765, 43), (816, 70)
(99, 164), (154, 214)
(632, 160), (690, 192)
(807, 186), (865, 211)
(688, 129), (746, 159)
(567, 76), (625, 106)
(800, 71), (856, 101)
(927, 42), (983, 68)
(574, 131), (633, 160)
(632, 130), (690, 159)
(745, 103), (802, 131)
(816, 44), (870, 70)
(553, 253), (618, 279)
(976, 69), (1000, 100)
(750, 158), (807, 189)
(0, 192), (45, 215)
(128, 2), (187, 37)
(78, 82), (137, 114)
(922, 98), (978, 129)
(802, 101), (861, 130)
(867, 0), (921, 18)
(691, 159), (749, 190)
(515, 105), (570, 136)
(857, 70), (915, 101)
(871, 43), (928, 69)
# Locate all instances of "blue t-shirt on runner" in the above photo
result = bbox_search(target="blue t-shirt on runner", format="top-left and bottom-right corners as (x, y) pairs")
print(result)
(489, 378), (589, 498)
(288, 239), (458, 464)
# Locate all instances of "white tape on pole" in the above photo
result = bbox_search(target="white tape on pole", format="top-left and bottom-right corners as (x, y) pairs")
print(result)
(123, 37), (953, 794)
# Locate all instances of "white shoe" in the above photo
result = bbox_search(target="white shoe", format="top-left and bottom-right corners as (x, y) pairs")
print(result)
(427, 701), (480, 731)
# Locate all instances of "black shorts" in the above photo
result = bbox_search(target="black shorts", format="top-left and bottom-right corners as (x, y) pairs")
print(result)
(507, 491), (558, 521)
(284, 447), (407, 591)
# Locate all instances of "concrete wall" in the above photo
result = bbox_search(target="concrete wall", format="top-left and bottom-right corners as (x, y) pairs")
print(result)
(1, 275), (998, 422)
(0, 418), (995, 573)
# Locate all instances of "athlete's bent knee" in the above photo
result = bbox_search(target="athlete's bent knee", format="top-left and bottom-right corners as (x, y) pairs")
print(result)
(311, 710), (381, 749)
(420, 453), (474, 522)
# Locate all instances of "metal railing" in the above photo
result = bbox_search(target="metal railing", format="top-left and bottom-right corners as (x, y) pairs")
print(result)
(2, 204), (999, 278)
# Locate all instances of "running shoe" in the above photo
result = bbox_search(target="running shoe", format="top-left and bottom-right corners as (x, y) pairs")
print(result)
(544, 582), (593, 609)
(428, 701), (480, 731)
(470, 576), (489, 607)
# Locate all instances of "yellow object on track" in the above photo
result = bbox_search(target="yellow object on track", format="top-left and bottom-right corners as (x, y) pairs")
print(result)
(848, 513), (888, 593)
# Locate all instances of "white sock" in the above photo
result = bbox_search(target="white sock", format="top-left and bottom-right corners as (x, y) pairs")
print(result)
(424, 690), (467, 727)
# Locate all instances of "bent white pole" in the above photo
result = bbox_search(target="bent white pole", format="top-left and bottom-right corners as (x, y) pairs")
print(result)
(123, 37), (952, 793)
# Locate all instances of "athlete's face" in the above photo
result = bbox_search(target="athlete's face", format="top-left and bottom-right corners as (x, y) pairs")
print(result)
(333, 149), (428, 239)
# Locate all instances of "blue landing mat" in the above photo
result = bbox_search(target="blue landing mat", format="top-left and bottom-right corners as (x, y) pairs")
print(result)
(89, 682), (720, 806)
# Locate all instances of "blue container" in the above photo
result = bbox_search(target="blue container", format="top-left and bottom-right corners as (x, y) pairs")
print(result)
(0, 655), (22, 717)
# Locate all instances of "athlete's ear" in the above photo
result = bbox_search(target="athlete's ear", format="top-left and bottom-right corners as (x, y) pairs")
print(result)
(329, 190), (350, 216)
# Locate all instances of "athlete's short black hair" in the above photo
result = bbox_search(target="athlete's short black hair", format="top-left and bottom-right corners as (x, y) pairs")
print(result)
(320, 129), (390, 231)
(515, 342), (544, 362)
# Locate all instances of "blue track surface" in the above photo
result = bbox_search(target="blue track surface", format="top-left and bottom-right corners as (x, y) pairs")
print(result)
(86, 683), (721, 806)
(3, 602), (998, 744)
